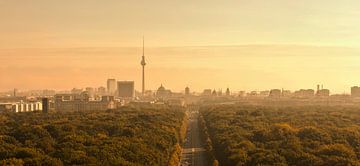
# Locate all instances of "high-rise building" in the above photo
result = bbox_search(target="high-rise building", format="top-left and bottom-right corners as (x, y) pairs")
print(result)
(117, 81), (135, 98)
(185, 87), (190, 95)
(107, 79), (117, 94)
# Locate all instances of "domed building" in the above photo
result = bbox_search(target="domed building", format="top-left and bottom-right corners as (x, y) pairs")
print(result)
(156, 84), (172, 98)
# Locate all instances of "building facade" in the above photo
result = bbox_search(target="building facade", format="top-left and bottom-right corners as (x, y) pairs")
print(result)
(117, 81), (135, 98)
(54, 92), (115, 112)
(107, 79), (117, 95)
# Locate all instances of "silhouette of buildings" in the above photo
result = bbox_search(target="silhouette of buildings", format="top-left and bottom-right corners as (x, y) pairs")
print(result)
(97, 86), (106, 95)
(294, 89), (315, 98)
(269, 89), (281, 98)
(117, 81), (135, 98)
(212, 89), (217, 96)
(185, 87), (190, 95)
(226, 88), (230, 96)
(316, 85), (330, 97)
(281, 89), (292, 97)
(156, 84), (172, 98)
(71, 88), (83, 94)
(259, 90), (270, 97)
(202, 89), (212, 96)
(351, 86), (360, 97)
(107, 79), (117, 95)
(85, 87), (95, 98)
(54, 92), (115, 112)
(0, 101), (42, 113)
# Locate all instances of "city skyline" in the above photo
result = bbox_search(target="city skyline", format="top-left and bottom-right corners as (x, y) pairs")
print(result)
(2, 1), (360, 93)
(1, 44), (360, 93)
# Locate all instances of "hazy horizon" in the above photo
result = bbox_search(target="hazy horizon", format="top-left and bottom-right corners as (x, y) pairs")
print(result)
(1, 44), (360, 93)
(1, 0), (360, 93)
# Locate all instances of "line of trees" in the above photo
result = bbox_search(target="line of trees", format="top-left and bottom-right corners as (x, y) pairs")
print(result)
(200, 105), (360, 165)
(0, 105), (186, 165)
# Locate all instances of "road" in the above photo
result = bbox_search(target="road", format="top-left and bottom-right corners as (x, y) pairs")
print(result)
(180, 106), (210, 166)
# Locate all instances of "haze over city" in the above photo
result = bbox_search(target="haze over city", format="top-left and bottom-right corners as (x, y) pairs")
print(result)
(3, 1), (360, 166)
(1, 0), (360, 93)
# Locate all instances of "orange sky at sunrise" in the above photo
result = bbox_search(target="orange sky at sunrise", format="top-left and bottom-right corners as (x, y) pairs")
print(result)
(1, 0), (360, 93)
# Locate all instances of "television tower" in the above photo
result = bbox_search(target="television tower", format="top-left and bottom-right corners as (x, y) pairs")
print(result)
(141, 37), (146, 96)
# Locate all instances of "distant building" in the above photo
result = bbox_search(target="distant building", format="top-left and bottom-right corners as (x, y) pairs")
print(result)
(0, 101), (42, 113)
(248, 91), (258, 96)
(156, 84), (172, 98)
(97, 86), (106, 95)
(13, 88), (17, 97)
(351, 86), (360, 97)
(42, 98), (49, 113)
(202, 89), (212, 96)
(54, 92), (115, 112)
(226, 88), (230, 96)
(117, 81), (135, 98)
(316, 84), (330, 97)
(238, 91), (246, 97)
(212, 89), (217, 96)
(71, 88), (83, 94)
(281, 89), (292, 97)
(107, 79), (117, 94)
(217, 89), (223, 96)
(317, 89), (330, 97)
(42, 89), (56, 96)
(259, 90), (270, 96)
(269, 89), (281, 98)
(85, 87), (95, 98)
(185, 87), (190, 96)
(294, 89), (315, 98)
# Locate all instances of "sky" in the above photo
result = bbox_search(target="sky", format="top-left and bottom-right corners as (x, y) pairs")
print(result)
(1, 0), (360, 93)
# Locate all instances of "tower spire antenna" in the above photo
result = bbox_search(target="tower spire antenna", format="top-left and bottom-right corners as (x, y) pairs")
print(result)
(141, 36), (146, 97)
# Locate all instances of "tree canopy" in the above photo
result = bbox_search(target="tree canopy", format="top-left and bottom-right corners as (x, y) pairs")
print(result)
(200, 105), (360, 166)
(0, 105), (186, 166)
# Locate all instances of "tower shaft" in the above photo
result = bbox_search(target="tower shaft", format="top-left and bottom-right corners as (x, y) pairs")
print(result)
(141, 37), (146, 96)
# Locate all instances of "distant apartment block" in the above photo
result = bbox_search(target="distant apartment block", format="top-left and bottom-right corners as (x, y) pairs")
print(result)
(202, 89), (212, 96)
(54, 92), (115, 112)
(294, 89), (315, 98)
(351, 86), (360, 97)
(269, 89), (281, 98)
(0, 101), (42, 113)
(107, 79), (117, 94)
(117, 81), (135, 98)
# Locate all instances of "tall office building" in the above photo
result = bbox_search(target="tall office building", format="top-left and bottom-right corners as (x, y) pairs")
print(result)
(117, 81), (135, 98)
(185, 87), (190, 95)
(107, 79), (117, 94)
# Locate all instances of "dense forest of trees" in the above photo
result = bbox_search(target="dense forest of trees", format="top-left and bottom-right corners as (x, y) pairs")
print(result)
(0, 105), (186, 165)
(200, 105), (360, 166)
